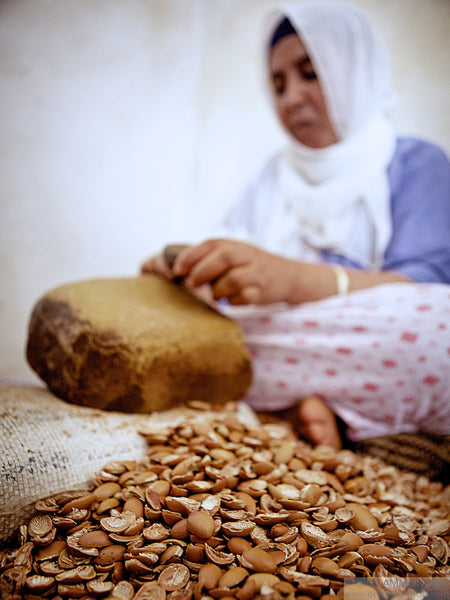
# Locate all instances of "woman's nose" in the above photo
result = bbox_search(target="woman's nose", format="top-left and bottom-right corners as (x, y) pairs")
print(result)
(284, 75), (308, 106)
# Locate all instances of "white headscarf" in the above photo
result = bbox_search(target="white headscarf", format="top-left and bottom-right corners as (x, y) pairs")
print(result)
(264, 0), (397, 267)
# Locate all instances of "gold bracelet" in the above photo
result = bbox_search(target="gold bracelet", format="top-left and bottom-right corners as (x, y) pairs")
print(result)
(332, 265), (350, 294)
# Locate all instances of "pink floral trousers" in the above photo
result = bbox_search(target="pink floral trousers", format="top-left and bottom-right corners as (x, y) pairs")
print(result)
(223, 283), (450, 441)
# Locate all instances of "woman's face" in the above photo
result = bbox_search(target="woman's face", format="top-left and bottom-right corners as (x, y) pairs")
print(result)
(269, 34), (338, 148)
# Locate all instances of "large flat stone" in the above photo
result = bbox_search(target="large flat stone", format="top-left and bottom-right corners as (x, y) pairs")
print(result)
(26, 275), (252, 412)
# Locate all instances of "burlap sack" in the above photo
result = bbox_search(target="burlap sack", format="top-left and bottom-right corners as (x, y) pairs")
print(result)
(26, 275), (252, 412)
(0, 384), (258, 543)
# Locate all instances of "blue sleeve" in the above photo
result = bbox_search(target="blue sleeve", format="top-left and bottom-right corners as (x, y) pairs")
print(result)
(382, 138), (450, 283)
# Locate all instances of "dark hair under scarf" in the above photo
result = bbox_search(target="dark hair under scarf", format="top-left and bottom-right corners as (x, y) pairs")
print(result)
(270, 16), (297, 48)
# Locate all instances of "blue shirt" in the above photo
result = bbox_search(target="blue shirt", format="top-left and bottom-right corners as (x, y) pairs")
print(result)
(322, 138), (450, 283)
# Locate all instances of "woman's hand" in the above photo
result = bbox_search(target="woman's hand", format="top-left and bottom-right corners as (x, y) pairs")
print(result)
(167, 239), (300, 305)
(141, 238), (413, 306)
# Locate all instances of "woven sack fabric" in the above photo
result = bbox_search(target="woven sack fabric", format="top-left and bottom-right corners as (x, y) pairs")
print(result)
(353, 433), (450, 483)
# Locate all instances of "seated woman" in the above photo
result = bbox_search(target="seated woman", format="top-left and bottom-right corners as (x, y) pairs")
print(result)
(142, 0), (450, 449)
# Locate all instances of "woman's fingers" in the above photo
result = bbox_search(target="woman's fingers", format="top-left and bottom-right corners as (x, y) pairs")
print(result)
(174, 240), (242, 287)
(210, 264), (261, 303)
(172, 240), (217, 277)
(141, 254), (175, 279)
(228, 285), (262, 305)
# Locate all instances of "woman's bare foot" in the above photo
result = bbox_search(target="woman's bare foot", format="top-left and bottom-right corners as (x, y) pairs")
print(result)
(296, 396), (342, 449)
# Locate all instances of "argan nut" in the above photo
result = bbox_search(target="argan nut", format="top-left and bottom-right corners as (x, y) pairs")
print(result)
(186, 510), (215, 539)
(227, 537), (253, 555)
(246, 573), (280, 590)
(157, 564), (190, 591)
(94, 545), (126, 566)
(311, 556), (340, 577)
(198, 563), (223, 590)
(346, 503), (380, 531)
(170, 518), (189, 539)
(78, 530), (111, 548)
(92, 482), (121, 501)
(242, 547), (277, 573)
(123, 497), (144, 518)
(236, 579), (257, 600)
(219, 566), (249, 588)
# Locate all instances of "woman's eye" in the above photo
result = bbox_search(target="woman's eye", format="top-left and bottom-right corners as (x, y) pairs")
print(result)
(272, 74), (285, 95)
(297, 59), (317, 80)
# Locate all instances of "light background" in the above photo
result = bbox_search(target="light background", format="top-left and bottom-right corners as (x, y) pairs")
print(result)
(1, 0), (449, 383)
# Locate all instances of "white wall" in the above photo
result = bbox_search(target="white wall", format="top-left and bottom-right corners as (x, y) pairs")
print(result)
(1, 0), (449, 383)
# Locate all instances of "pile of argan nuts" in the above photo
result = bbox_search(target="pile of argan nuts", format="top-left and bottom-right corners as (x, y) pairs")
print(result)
(1, 401), (449, 600)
